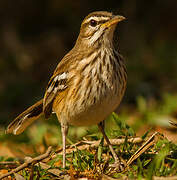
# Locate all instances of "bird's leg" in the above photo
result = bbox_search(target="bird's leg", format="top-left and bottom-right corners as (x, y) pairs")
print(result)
(98, 121), (124, 171)
(61, 122), (69, 169)
(98, 121), (119, 163)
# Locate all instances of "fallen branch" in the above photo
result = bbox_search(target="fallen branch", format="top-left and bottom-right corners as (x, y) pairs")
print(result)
(0, 146), (52, 180)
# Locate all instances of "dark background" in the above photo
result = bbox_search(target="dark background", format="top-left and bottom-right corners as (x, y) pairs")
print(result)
(0, 0), (177, 127)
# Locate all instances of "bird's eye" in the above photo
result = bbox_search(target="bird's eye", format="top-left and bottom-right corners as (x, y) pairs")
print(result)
(90, 19), (97, 27)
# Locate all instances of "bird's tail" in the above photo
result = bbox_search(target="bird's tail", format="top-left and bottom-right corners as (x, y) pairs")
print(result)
(6, 99), (44, 135)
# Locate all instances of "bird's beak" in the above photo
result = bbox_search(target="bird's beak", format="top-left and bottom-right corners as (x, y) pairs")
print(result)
(101, 15), (126, 28)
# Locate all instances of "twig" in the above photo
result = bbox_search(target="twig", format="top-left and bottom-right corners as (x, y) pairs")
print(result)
(51, 137), (143, 159)
(126, 132), (158, 167)
(169, 120), (177, 128)
(0, 161), (18, 165)
(0, 161), (19, 170)
(0, 146), (52, 180)
(153, 176), (177, 180)
(115, 175), (177, 180)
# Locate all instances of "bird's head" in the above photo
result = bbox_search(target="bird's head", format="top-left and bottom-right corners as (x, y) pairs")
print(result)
(76, 11), (125, 48)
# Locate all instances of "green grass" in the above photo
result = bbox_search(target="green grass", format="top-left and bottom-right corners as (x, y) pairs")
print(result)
(0, 93), (177, 179)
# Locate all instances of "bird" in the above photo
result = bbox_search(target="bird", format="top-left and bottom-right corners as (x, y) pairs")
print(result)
(6, 11), (127, 169)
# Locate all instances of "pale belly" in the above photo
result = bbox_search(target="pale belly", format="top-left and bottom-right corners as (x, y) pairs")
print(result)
(64, 80), (125, 126)
(68, 93), (123, 126)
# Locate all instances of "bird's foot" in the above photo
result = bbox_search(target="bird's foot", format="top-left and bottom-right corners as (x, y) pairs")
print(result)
(109, 159), (126, 172)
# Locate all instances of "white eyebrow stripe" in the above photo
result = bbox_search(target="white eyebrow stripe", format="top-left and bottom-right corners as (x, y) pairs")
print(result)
(84, 16), (110, 24)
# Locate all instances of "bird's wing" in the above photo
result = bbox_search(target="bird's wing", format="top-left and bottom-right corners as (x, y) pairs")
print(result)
(43, 71), (68, 118)
(43, 47), (79, 118)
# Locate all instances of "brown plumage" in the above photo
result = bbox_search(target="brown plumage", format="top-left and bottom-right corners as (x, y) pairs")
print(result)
(7, 11), (126, 169)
